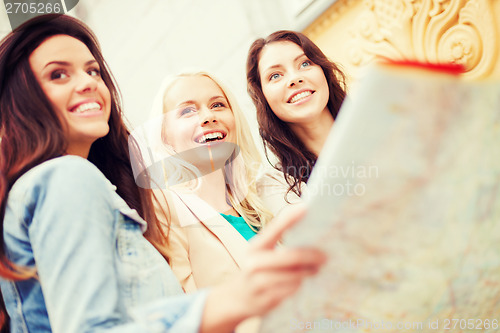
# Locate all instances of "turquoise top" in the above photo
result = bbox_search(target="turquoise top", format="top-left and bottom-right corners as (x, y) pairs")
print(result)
(220, 213), (257, 241)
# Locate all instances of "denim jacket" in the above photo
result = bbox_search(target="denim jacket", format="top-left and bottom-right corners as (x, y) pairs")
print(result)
(1, 156), (207, 332)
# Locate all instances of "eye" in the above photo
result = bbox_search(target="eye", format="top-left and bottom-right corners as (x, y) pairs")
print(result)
(87, 67), (101, 77)
(50, 70), (68, 80)
(211, 102), (226, 109)
(269, 73), (282, 81)
(300, 60), (311, 68)
(180, 107), (197, 116)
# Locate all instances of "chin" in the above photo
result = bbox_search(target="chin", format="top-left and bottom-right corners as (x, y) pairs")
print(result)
(96, 124), (111, 137)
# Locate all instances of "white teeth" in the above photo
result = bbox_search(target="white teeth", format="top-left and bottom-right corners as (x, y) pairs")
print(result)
(289, 91), (312, 103)
(196, 132), (224, 143)
(73, 102), (101, 114)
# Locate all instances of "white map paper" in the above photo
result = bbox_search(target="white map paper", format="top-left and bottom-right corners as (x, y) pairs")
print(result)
(260, 63), (500, 333)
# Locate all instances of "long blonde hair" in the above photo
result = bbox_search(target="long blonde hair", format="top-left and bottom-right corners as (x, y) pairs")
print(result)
(155, 71), (272, 230)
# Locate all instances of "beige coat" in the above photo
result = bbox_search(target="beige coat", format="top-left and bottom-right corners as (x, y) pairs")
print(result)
(153, 172), (302, 332)
(154, 189), (246, 293)
(154, 188), (259, 333)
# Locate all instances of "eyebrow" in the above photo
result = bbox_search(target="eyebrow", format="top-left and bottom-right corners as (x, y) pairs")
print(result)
(263, 53), (307, 72)
(43, 59), (97, 69)
(176, 100), (197, 108)
(176, 96), (226, 108)
(209, 95), (226, 102)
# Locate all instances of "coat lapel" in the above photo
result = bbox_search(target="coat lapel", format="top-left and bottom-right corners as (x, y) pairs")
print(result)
(170, 189), (248, 267)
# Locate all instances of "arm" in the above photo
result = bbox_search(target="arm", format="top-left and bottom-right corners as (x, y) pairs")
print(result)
(27, 157), (205, 332)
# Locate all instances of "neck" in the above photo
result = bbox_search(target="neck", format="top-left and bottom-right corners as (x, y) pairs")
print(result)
(196, 169), (233, 213)
(288, 108), (334, 157)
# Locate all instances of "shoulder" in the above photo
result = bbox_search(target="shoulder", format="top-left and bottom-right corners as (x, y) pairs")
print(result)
(256, 167), (285, 185)
(5, 156), (121, 234)
(257, 166), (308, 193)
(255, 166), (305, 216)
(29, 155), (103, 178)
(15, 156), (107, 187)
(10, 156), (112, 203)
(256, 166), (294, 190)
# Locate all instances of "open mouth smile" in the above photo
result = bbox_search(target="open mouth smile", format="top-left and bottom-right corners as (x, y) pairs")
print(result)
(288, 90), (314, 104)
(194, 131), (227, 144)
(70, 102), (102, 114)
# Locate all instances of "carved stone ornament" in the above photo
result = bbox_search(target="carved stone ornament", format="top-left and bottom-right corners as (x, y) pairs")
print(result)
(346, 0), (498, 79)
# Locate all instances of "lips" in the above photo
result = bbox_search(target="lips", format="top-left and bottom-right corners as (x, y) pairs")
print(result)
(287, 89), (314, 104)
(194, 130), (227, 144)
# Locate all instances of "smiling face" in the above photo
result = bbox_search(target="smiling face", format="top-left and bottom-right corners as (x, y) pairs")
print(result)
(162, 75), (236, 168)
(258, 41), (330, 125)
(29, 35), (111, 157)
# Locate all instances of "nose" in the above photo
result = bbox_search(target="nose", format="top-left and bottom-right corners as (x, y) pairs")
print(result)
(288, 75), (304, 87)
(76, 71), (98, 93)
(199, 107), (217, 125)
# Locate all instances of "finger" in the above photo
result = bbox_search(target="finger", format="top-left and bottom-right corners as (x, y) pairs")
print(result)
(245, 248), (327, 273)
(250, 204), (307, 250)
(250, 268), (318, 299)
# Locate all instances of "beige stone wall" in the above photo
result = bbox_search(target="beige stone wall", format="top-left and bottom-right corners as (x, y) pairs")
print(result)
(304, 0), (500, 85)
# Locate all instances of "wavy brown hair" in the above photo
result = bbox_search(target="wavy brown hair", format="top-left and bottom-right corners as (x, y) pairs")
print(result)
(246, 30), (346, 196)
(0, 15), (164, 331)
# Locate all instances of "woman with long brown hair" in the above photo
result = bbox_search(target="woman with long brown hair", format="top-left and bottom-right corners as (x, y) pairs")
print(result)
(247, 30), (346, 197)
(0, 15), (325, 332)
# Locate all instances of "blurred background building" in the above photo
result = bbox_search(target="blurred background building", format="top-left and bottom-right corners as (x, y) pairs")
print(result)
(1, 0), (499, 153)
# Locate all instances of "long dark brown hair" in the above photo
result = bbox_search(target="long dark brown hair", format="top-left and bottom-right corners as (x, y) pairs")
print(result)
(0, 14), (165, 331)
(247, 30), (346, 196)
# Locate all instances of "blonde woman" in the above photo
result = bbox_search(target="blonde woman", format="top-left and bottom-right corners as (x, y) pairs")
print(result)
(137, 71), (280, 295)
